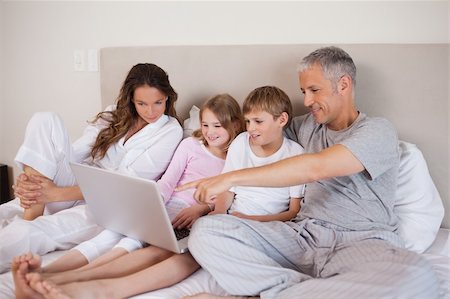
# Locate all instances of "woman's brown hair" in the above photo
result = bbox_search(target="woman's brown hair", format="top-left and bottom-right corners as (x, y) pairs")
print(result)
(90, 63), (179, 160)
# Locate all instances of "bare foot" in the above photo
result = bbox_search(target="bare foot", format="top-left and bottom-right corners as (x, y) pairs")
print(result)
(25, 252), (43, 272)
(32, 280), (115, 299)
(14, 252), (43, 272)
(12, 257), (44, 299)
(31, 280), (71, 299)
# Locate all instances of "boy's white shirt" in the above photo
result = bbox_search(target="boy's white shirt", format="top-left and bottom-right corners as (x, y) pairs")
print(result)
(222, 132), (305, 215)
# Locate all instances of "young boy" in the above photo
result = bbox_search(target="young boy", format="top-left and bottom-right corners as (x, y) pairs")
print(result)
(211, 85), (305, 221)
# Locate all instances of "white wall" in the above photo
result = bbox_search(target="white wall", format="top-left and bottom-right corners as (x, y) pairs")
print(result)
(0, 1), (448, 203)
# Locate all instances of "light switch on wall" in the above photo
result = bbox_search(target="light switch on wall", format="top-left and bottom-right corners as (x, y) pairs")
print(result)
(73, 49), (98, 72)
(73, 49), (85, 71)
(87, 49), (98, 72)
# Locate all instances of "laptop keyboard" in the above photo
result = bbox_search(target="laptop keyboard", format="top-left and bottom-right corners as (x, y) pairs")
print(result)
(174, 228), (190, 240)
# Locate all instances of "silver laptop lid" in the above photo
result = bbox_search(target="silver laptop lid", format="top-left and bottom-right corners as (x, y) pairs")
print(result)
(70, 162), (188, 253)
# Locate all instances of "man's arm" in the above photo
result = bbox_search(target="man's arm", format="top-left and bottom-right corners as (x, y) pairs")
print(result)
(178, 144), (364, 203)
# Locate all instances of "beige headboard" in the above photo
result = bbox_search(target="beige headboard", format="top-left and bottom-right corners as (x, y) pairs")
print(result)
(100, 44), (449, 228)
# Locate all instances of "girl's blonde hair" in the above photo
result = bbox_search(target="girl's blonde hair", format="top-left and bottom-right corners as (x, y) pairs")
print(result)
(90, 63), (179, 160)
(193, 94), (244, 152)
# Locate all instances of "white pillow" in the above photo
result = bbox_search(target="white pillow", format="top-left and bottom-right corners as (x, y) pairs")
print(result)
(182, 105), (200, 138)
(394, 141), (444, 253)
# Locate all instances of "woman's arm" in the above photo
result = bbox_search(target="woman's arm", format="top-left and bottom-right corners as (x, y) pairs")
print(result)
(14, 166), (83, 220)
(15, 172), (45, 220)
(23, 175), (83, 204)
(231, 197), (301, 222)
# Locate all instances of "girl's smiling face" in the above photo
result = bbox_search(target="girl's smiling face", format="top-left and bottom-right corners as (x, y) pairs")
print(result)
(201, 108), (231, 152)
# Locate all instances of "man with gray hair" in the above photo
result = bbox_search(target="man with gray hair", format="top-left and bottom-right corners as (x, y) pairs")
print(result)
(181, 46), (441, 299)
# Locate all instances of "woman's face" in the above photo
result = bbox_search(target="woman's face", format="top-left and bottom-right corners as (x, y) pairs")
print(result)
(133, 85), (167, 124)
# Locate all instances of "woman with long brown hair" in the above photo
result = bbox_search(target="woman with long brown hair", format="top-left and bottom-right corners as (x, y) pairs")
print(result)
(0, 63), (183, 274)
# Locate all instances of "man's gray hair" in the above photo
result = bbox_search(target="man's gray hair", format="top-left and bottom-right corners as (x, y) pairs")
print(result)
(297, 46), (356, 90)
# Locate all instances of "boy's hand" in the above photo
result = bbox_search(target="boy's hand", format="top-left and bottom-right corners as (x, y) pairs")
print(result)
(230, 211), (254, 220)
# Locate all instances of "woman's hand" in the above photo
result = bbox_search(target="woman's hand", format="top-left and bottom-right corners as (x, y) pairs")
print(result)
(13, 173), (42, 209)
(14, 174), (60, 208)
(30, 175), (59, 204)
(172, 204), (209, 229)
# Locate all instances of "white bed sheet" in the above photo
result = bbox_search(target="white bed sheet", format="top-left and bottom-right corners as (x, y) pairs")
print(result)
(1, 229), (449, 299)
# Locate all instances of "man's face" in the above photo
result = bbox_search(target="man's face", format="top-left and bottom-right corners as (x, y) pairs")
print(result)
(299, 64), (344, 130)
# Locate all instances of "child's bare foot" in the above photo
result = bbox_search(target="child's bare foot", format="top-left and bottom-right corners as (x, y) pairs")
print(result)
(14, 252), (43, 272)
(31, 280), (71, 299)
(32, 280), (115, 299)
(25, 252), (43, 272)
(12, 257), (44, 299)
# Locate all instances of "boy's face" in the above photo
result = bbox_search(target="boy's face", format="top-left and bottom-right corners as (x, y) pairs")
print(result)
(244, 109), (285, 147)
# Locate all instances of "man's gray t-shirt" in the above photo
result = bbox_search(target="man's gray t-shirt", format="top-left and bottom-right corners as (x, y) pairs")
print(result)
(286, 112), (400, 232)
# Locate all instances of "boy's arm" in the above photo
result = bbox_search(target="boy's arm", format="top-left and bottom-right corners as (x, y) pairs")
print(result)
(209, 191), (235, 215)
(231, 197), (301, 222)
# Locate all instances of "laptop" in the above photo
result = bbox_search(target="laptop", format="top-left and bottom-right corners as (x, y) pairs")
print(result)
(70, 162), (189, 254)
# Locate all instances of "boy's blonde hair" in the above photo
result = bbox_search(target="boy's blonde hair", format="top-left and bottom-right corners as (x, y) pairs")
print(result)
(193, 94), (244, 151)
(243, 86), (292, 127)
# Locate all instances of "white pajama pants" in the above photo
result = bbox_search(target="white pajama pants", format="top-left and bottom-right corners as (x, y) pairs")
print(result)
(188, 215), (442, 299)
(74, 229), (144, 262)
(0, 112), (102, 273)
(13, 111), (80, 214)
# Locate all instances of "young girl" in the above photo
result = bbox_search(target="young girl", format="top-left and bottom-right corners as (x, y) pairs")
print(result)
(13, 94), (245, 299)
(0, 63), (183, 274)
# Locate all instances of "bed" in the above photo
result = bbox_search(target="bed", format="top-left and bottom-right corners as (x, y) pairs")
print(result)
(0, 44), (449, 298)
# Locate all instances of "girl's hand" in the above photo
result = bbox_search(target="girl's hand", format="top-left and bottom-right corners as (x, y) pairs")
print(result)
(13, 173), (42, 208)
(172, 205), (208, 229)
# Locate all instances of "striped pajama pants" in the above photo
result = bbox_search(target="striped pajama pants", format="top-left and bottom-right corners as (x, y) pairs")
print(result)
(188, 215), (442, 299)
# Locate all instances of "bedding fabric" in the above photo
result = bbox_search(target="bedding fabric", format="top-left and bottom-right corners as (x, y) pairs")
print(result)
(1, 229), (448, 298)
(395, 141), (445, 253)
(0, 134), (446, 297)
